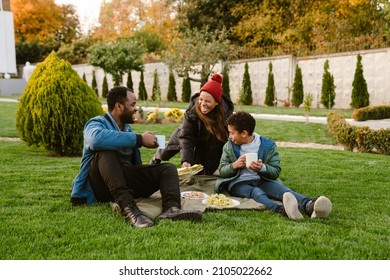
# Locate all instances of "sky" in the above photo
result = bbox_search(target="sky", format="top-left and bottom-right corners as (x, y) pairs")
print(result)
(54, 0), (104, 33)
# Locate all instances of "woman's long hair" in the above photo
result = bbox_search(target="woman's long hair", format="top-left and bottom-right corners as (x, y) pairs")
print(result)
(195, 102), (228, 143)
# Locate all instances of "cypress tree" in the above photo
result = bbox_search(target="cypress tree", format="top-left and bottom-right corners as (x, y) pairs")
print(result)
(181, 71), (191, 102)
(138, 70), (147, 101)
(102, 74), (108, 98)
(222, 64), (231, 100)
(151, 69), (161, 102)
(167, 68), (177, 102)
(126, 71), (133, 92)
(351, 54), (369, 109)
(16, 51), (103, 156)
(292, 64), (304, 107)
(239, 62), (253, 105)
(264, 62), (275, 106)
(82, 73), (87, 83)
(91, 70), (98, 96)
(321, 60), (336, 109)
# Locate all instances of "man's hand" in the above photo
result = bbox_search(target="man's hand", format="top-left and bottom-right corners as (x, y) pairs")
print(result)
(142, 132), (158, 148)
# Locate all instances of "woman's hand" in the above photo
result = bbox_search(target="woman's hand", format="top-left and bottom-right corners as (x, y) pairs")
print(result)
(182, 161), (191, 168)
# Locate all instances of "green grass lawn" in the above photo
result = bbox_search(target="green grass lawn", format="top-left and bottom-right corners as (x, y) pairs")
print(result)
(0, 100), (389, 260)
(1, 140), (389, 260)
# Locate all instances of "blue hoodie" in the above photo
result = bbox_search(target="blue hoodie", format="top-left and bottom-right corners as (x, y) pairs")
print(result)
(70, 112), (142, 205)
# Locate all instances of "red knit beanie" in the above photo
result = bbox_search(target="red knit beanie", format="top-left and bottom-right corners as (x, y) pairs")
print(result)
(200, 73), (223, 103)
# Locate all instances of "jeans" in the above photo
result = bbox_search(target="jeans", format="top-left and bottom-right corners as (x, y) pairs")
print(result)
(89, 150), (181, 211)
(230, 180), (312, 212)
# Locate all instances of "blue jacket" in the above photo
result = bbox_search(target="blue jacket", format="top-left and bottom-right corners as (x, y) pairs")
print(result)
(215, 135), (283, 193)
(70, 112), (142, 205)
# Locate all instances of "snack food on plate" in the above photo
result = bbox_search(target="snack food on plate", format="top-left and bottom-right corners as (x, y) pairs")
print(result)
(177, 164), (203, 176)
(205, 194), (234, 207)
(181, 191), (206, 199)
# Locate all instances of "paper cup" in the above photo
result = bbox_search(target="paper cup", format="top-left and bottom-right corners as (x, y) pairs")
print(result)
(245, 153), (258, 167)
(156, 135), (166, 149)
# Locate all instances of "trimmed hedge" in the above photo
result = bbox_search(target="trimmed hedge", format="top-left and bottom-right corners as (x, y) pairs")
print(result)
(352, 105), (390, 121)
(327, 111), (389, 155)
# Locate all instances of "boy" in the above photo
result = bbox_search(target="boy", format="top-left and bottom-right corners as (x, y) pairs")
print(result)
(215, 111), (332, 220)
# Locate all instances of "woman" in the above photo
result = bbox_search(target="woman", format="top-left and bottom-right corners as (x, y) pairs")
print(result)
(151, 73), (234, 175)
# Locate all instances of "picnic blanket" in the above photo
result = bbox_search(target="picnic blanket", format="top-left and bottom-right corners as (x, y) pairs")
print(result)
(114, 175), (266, 219)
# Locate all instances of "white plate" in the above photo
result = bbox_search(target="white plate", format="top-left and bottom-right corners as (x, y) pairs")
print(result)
(202, 198), (240, 208)
(181, 191), (208, 200)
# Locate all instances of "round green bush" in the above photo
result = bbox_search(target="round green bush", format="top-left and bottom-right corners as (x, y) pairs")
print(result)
(16, 51), (103, 156)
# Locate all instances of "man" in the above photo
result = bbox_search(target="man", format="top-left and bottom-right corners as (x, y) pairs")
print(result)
(71, 86), (202, 228)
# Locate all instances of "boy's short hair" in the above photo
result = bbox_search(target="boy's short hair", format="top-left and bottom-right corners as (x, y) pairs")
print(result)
(227, 111), (256, 135)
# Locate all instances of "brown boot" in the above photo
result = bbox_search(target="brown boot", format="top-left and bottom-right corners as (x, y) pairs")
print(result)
(122, 204), (154, 228)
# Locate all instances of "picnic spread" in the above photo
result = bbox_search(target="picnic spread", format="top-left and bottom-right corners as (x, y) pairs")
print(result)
(111, 175), (266, 219)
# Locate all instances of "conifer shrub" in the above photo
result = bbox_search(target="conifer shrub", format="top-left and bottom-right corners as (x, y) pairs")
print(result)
(264, 62), (275, 106)
(167, 69), (177, 102)
(222, 64), (231, 100)
(151, 69), (161, 102)
(138, 70), (147, 100)
(126, 71), (134, 92)
(292, 64), (304, 107)
(16, 51), (103, 156)
(181, 71), (191, 102)
(239, 62), (253, 105)
(91, 70), (98, 96)
(351, 54), (369, 109)
(82, 73), (87, 83)
(321, 60), (336, 109)
(102, 74), (108, 98)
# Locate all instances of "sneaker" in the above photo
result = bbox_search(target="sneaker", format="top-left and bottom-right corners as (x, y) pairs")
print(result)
(306, 196), (332, 218)
(282, 192), (304, 220)
(157, 207), (202, 222)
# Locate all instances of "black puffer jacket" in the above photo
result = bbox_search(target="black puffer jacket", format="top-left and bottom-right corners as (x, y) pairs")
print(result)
(165, 93), (234, 175)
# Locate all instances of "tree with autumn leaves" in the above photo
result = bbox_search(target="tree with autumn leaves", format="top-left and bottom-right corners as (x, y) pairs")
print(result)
(11, 0), (80, 64)
(11, 0), (390, 67)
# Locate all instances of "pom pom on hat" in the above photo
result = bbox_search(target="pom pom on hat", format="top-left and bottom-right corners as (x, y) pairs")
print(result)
(200, 73), (223, 103)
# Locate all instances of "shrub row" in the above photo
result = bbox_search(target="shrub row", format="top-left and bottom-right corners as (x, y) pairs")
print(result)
(351, 105), (390, 121)
(327, 111), (390, 155)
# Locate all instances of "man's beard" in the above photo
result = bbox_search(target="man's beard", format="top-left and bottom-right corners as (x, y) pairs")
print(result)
(120, 109), (134, 124)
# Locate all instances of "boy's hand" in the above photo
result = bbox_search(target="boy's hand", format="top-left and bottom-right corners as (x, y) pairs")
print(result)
(232, 155), (247, 170)
(249, 159), (263, 171)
